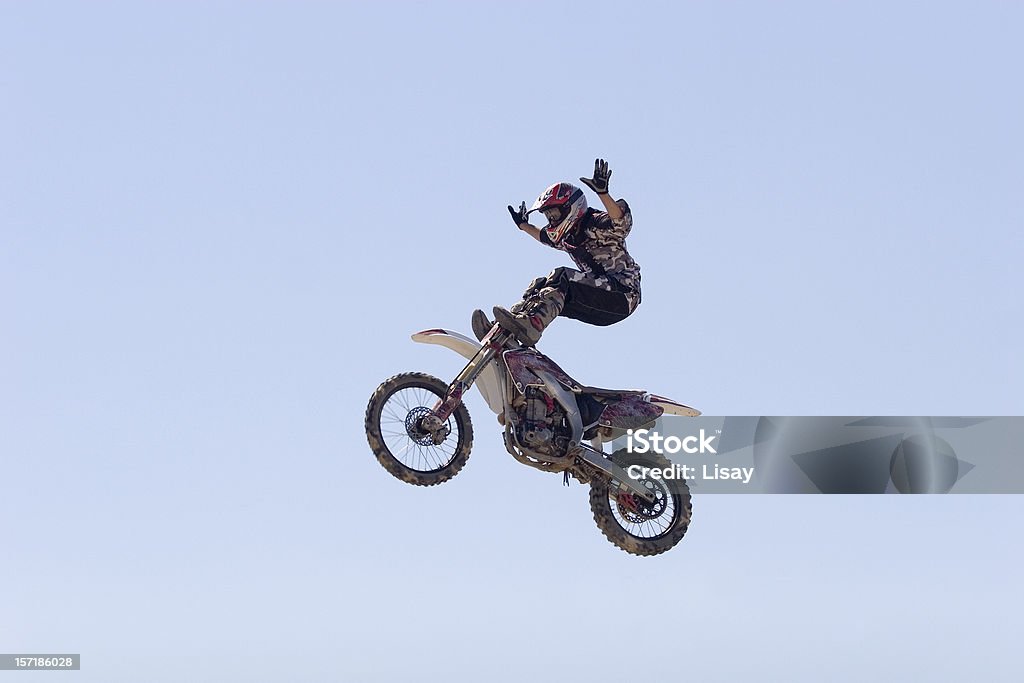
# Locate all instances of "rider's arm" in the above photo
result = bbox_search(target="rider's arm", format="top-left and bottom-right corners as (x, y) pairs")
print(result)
(518, 222), (545, 242)
(595, 193), (624, 220)
(595, 198), (633, 237)
(508, 202), (546, 243)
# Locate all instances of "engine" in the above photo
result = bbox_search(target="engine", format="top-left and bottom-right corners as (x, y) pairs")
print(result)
(512, 386), (571, 457)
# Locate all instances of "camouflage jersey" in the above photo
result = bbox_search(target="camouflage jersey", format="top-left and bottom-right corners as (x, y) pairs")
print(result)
(539, 198), (641, 310)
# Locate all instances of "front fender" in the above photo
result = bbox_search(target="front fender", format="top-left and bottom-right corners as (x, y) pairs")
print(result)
(411, 329), (505, 416)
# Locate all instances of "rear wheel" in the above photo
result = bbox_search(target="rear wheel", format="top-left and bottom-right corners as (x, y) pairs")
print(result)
(365, 372), (473, 486)
(589, 450), (692, 556)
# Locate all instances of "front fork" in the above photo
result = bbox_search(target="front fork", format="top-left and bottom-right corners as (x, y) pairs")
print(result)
(421, 329), (512, 435)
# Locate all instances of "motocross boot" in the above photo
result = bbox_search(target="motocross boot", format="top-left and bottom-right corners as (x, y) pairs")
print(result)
(471, 309), (494, 342)
(493, 287), (565, 347)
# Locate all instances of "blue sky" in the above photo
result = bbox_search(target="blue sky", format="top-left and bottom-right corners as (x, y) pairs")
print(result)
(3, 2), (1022, 681)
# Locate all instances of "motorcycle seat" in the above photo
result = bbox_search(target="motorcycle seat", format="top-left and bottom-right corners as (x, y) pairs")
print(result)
(579, 385), (647, 399)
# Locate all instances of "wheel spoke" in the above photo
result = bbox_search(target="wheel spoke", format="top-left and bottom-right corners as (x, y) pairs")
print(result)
(375, 384), (463, 473)
(607, 473), (677, 540)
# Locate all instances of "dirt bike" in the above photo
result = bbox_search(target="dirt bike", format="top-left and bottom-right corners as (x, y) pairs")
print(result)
(364, 319), (701, 556)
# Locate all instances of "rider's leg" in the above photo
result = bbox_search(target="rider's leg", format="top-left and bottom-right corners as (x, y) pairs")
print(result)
(492, 267), (639, 345)
(473, 276), (549, 341)
(558, 279), (634, 325)
(493, 285), (566, 346)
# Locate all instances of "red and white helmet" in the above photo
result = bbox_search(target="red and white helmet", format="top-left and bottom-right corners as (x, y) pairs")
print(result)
(530, 182), (587, 245)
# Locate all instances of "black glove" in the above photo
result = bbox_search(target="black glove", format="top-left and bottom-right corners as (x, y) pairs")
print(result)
(507, 201), (529, 228)
(579, 158), (611, 195)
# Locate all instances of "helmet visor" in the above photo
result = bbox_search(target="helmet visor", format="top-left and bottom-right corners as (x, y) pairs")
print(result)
(541, 207), (565, 226)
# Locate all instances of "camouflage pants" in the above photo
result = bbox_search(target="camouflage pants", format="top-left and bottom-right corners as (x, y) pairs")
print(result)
(512, 266), (640, 328)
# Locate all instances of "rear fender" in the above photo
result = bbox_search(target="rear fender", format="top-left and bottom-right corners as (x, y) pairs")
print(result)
(411, 329), (505, 416)
(648, 394), (702, 417)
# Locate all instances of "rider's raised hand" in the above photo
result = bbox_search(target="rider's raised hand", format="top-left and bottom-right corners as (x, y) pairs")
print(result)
(579, 158), (611, 195)
(507, 201), (530, 228)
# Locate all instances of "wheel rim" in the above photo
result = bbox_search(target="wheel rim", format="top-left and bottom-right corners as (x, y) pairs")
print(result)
(377, 385), (462, 473)
(609, 475), (678, 540)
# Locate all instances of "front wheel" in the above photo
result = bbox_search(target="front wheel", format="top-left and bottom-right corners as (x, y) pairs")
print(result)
(365, 372), (473, 486)
(589, 450), (692, 556)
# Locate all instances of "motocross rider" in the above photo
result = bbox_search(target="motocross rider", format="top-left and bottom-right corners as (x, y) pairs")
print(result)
(473, 158), (641, 346)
